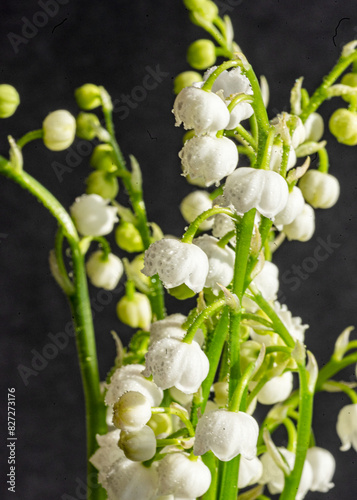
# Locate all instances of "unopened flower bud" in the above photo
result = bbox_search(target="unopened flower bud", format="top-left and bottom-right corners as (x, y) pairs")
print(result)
(113, 391), (152, 432)
(257, 372), (293, 405)
(341, 73), (357, 102)
(90, 144), (117, 172)
(119, 425), (156, 462)
(274, 186), (305, 226)
(0, 84), (20, 118)
(306, 447), (335, 492)
(283, 203), (315, 241)
(180, 190), (213, 230)
(299, 170), (340, 209)
(174, 71), (202, 94)
(190, 1), (219, 23)
(70, 194), (118, 236)
(115, 222), (144, 253)
(213, 381), (228, 406)
(130, 253), (151, 287)
(76, 112), (100, 140)
(187, 39), (217, 70)
(43, 110), (76, 151)
(86, 251), (123, 290)
(179, 135), (238, 186)
(329, 108), (357, 145)
(75, 83), (101, 110)
(336, 403), (357, 451)
(147, 412), (172, 437)
(86, 170), (119, 199)
(117, 292), (152, 330)
(173, 86), (229, 135)
(303, 112), (324, 142)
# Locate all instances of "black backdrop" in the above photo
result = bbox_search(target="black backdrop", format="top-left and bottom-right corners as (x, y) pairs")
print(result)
(1, 0), (357, 498)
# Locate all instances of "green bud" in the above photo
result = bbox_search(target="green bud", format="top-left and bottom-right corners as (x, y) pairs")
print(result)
(174, 71), (202, 95)
(190, 2), (219, 23)
(43, 110), (76, 151)
(117, 292), (152, 330)
(329, 108), (357, 146)
(115, 222), (144, 253)
(168, 283), (196, 300)
(183, 0), (208, 10)
(76, 112), (100, 140)
(0, 84), (20, 118)
(187, 39), (216, 70)
(183, 130), (196, 144)
(75, 84), (101, 110)
(341, 73), (357, 102)
(130, 254), (151, 287)
(147, 413), (172, 436)
(86, 170), (119, 199)
(90, 144), (117, 172)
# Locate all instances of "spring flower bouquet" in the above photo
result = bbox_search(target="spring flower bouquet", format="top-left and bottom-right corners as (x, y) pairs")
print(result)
(2, 1), (357, 499)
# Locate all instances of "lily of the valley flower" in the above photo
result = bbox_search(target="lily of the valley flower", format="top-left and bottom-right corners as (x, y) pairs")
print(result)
(70, 193), (118, 236)
(90, 430), (123, 473)
(112, 391), (152, 432)
(238, 455), (263, 489)
(157, 453), (211, 498)
(193, 409), (259, 461)
(86, 251), (123, 290)
(143, 239), (209, 294)
(306, 446), (335, 492)
(299, 170), (340, 209)
(303, 112), (324, 142)
(336, 404), (357, 452)
(179, 135), (238, 186)
(256, 371), (293, 405)
(43, 109), (76, 151)
(224, 167), (289, 218)
(283, 203), (315, 242)
(180, 190), (213, 230)
(118, 425), (157, 462)
(117, 292), (152, 330)
(274, 186), (305, 227)
(143, 338), (209, 394)
(150, 313), (204, 346)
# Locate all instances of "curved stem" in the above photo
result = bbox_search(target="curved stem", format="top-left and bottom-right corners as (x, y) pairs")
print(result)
(16, 129), (43, 148)
(183, 299), (226, 344)
(181, 207), (236, 243)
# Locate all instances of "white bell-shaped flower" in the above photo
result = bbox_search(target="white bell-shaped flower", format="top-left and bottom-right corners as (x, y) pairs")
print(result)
(194, 234), (235, 293)
(143, 239), (209, 294)
(224, 167), (289, 218)
(105, 364), (163, 407)
(274, 302), (309, 343)
(227, 101), (254, 129)
(119, 425), (157, 462)
(299, 170), (340, 209)
(238, 455), (263, 489)
(99, 456), (159, 500)
(180, 190), (213, 230)
(70, 194), (118, 236)
(272, 114), (306, 149)
(253, 261), (279, 302)
(274, 186), (305, 227)
(257, 371), (293, 405)
(212, 212), (235, 239)
(306, 446), (335, 492)
(157, 453), (211, 498)
(86, 251), (123, 290)
(206, 66), (253, 97)
(179, 135), (238, 187)
(43, 109), (76, 151)
(143, 338), (209, 394)
(259, 448), (313, 499)
(193, 409), (259, 461)
(150, 314), (204, 347)
(90, 430), (123, 473)
(113, 391), (152, 432)
(173, 86), (230, 135)
(336, 404), (357, 451)
(269, 144), (297, 173)
(303, 112), (324, 142)
(283, 203), (315, 242)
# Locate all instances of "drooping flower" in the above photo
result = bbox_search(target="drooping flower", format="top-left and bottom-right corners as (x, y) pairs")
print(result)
(194, 234), (235, 293)
(118, 425), (157, 462)
(70, 193), (118, 236)
(143, 239), (209, 294)
(306, 446), (335, 492)
(150, 313), (204, 346)
(157, 453), (211, 498)
(43, 109), (76, 151)
(117, 292), (152, 330)
(193, 409), (259, 461)
(283, 203), (315, 242)
(143, 338), (209, 394)
(274, 186), (305, 227)
(86, 251), (123, 290)
(256, 371), (293, 405)
(299, 170), (340, 209)
(180, 190), (213, 230)
(224, 167), (289, 218)
(259, 447), (313, 499)
(253, 261), (280, 302)
(273, 302), (309, 343)
(238, 455), (263, 489)
(112, 391), (152, 432)
(173, 86), (230, 135)
(336, 403), (357, 451)
(179, 135), (238, 186)
(90, 430), (123, 473)
(303, 112), (324, 142)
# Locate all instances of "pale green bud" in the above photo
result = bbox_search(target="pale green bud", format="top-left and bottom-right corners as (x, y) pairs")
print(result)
(90, 144), (117, 172)
(341, 73), (357, 102)
(168, 283), (196, 300)
(147, 413), (173, 437)
(130, 254), (152, 288)
(86, 251), (123, 290)
(76, 112), (100, 140)
(119, 426), (156, 462)
(75, 83), (101, 110)
(183, 0), (208, 9)
(43, 110), (76, 151)
(174, 71), (202, 95)
(86, 170), (119, 200)
(187, 39), (216, 70)
(115, 222), (144, 253)
(329, 108), (357, 145)
(117, 292), (151, 329)
(113, 391), (152, 432)
(0, 84), (20, 118)
(190, 2), (219, 24)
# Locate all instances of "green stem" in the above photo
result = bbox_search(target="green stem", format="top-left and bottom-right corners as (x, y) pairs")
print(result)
(202, 452), (218, 500)
(54, 227), (75, 295)
(322, 380), (357, 404)
(282, 417), (298, 452)
(181, 207), (236, 243)
(316, 351), (357, 390)
(234, 124), (257, 150)
(317, 147), (329, 173)
(16, 129), (43, 148)
(230, 361), (255, 412)
(183, 299), (226, 344)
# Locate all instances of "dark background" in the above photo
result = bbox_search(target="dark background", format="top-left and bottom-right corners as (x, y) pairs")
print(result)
(0, 0), (357, 498)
